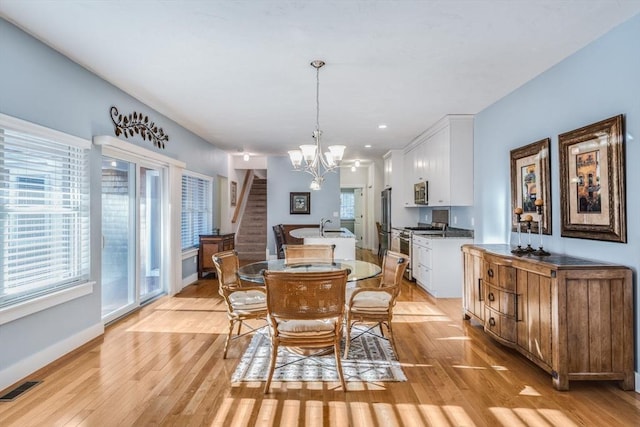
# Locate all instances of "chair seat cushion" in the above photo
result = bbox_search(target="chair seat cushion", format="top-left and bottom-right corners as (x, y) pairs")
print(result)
(350, 291), (391, 310)
(276, 319), (337, 337)
(229, 290), (266, 311)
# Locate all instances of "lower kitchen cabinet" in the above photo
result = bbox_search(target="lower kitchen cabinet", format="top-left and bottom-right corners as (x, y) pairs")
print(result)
(413, 236), (473, 298)
(461, 244), (634, 391)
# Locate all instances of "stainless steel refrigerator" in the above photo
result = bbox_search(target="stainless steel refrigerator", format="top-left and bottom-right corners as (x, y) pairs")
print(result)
(380, 188), (391, 254)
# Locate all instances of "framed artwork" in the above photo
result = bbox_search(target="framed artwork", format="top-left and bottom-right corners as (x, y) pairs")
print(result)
(558, 114), (626, 242)
(510, 138), (551, 234)
(290, 192), (310, 214)
(230, 181), (237, 206)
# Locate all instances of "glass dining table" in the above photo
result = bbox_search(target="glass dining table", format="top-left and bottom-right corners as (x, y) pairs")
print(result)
(237, 259), (381, 285)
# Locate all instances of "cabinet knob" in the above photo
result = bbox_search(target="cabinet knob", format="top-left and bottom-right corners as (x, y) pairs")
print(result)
(489, 317), (496, 327)
(487, 268), (494, 278)
(488, 292), (495, 302)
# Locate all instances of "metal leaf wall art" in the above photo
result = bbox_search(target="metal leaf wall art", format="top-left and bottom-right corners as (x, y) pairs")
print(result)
(110, 106), (168, 149)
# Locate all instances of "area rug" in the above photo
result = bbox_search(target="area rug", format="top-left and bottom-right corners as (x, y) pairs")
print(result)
(231, 327), (406, 382)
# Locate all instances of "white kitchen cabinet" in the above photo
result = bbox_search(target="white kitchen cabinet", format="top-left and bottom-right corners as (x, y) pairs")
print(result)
(412, 236), (473, 298)
(383, 150), (418, 226)
(383, 154), (392, 189)
(413, 115), (474, 206)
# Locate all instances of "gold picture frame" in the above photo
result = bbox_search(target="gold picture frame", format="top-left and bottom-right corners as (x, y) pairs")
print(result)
(558, 114), (626, 242)
(510, 138), (551, 234)
(230, 181), (237, 206)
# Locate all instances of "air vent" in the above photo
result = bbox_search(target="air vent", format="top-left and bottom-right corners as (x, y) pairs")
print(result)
(0, 381), (41, 402)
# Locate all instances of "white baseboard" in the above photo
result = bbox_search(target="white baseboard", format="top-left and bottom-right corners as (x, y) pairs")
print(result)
(0, 322), (104, 392)
(182, 273), (198, 289)
(636, 371), (640, 393)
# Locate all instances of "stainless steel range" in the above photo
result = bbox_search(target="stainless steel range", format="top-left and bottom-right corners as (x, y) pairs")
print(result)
(399, 222), (448, 281)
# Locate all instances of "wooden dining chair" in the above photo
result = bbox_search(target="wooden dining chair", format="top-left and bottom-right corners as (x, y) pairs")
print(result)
(272, 224), (286, 259)
(262, 269), (349, 393)
(344, 250), (408, 357)
(283, 244), (335, 265)
(212, 250), (267, 358)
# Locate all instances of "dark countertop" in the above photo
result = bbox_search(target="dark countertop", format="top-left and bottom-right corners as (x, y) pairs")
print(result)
(412, 227), (474, 238)
(464, 243), (626, 269)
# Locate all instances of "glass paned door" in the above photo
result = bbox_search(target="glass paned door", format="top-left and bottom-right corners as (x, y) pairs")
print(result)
(101, 158), (136, 319)
(101, 156), (166, 322)
(139, 166), (163, 301)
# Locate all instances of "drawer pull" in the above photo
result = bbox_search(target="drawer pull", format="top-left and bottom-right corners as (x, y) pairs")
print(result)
(488, 292), (495, 302)
(487, 268), (494, 278)
(478, 279), (483, 301)
(489, 317), (496, 327)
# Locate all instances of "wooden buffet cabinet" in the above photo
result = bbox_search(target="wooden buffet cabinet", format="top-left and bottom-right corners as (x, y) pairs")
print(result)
(462, 244), (634, 391)
(198, 233), (235, 279)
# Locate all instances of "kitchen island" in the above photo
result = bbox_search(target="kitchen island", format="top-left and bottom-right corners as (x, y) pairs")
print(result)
(289, 227), (356, 260)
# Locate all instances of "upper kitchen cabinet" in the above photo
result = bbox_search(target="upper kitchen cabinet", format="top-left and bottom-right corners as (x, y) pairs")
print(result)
(383, 150), (417, 226)
(404, 115), (474, 207)
(383, 149), (405, 192)
(425, 115), (474, 206)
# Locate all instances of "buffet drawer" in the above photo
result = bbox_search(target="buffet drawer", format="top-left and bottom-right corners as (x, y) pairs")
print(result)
(484, 307), (516, 344)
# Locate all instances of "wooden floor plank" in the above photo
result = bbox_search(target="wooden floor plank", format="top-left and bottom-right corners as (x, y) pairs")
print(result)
(1, 249), (639, 426)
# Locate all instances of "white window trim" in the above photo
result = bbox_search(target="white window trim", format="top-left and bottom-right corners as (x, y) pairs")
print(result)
(0, 281), (95, 325)
(0, 114), (90, 149)
(0, 114), (92, 322)
(182, 247), (198, 260)
(181, 169), (213, 251)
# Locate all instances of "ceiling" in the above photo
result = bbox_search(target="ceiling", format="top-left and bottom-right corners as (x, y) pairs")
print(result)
(2, 1), (640, 164)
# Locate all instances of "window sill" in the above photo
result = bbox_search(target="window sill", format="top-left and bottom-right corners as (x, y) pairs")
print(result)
(182, 247), (198, 260)
(0, 281), (95, 326)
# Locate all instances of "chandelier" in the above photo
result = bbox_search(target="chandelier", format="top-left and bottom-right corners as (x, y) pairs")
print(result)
(288, 60), (345, 190)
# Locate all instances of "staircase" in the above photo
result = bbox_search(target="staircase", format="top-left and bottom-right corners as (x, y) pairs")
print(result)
(235, 178), (267, 261)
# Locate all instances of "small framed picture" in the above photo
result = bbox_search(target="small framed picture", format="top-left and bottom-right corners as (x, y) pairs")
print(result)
(290, 192), (310, 214)
(230, 181), (237, 206)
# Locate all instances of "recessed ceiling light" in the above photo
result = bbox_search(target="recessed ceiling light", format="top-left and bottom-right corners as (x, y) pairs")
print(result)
(351, 166), (356, 172)
(378, 124), (387, 129)
(243, 153), (250, 161)
(364, 144), (372, 148)
(355, 160), (361, 167)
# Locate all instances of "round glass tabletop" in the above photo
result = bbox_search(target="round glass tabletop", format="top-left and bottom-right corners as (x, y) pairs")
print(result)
(237, 259), (381, 284)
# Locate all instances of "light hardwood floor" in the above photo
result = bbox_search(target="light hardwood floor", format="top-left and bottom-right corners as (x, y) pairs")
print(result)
(1, 250), (639, 426)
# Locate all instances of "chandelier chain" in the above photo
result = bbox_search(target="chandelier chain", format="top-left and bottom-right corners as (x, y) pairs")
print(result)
(287, 59), (345, 190)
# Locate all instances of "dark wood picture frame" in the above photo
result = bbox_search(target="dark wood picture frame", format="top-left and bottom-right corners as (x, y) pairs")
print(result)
(558, 114), (626, 242)
(290, 192), (310, 214)
(510, 138), (551, 234)
(230, 181), (237, 206)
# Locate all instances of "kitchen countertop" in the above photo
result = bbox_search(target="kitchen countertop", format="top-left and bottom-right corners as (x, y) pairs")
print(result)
(405, 227), (474, 239)
(289, 227), (355, 239)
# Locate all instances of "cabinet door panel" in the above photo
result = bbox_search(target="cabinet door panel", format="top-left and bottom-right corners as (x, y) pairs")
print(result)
(463, 250), (484, 320)
(517, 269), (552, 367)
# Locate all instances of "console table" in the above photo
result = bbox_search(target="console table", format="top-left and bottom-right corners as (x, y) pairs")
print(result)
(198, 233), (235, 278)
(462, 244), (633, 391)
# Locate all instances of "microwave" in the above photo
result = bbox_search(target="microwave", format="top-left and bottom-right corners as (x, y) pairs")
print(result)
(414, 181), (428, 205)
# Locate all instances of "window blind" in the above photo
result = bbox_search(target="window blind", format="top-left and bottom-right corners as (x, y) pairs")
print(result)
(181, 173), (212, 250)
(0, 116), (90, 308)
